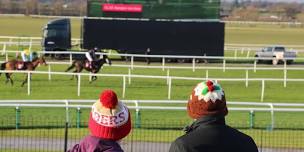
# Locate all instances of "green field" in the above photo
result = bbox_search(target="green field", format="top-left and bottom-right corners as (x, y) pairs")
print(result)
(1, 16), (304, 150)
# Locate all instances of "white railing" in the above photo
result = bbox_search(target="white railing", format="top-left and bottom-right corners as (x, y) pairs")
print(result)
(2, 70), (304, 101)
(1, 100), (304, 130)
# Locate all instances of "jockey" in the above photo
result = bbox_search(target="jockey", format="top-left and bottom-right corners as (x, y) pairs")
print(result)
(85, 47), (98, 69)
(18, 49), (38, 69)
(21, 49), (38, 62)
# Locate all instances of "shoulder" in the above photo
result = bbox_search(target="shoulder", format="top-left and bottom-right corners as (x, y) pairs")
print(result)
(169, 136), (189, 152)
(226, 126), (258, 151)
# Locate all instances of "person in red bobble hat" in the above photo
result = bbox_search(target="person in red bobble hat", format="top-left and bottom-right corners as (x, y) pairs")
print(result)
(169, 80), (258, 152)
(68, 89), (131, 152)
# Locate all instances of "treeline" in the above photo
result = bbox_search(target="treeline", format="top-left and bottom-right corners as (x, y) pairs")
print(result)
(0, 0), (86, 16)
(222, 1), (304, 22)
(1, 0), (304, 22)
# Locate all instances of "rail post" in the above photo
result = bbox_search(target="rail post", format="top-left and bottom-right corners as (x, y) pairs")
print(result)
(223, 59), (226, 72)
(122, 76), (126, 98)
(162, 57), (165, 71)
(15, 106), (21, 129)
(261, 80), (265, 102)
(168, 77), (172, 99)
(76, 107), (81, 128)
(77, 74), (81, 96)
(192, 58), (195, 72)
(1, 43), (6, 55)
(284, 60), (287, 87)
(254, 60), (257, 73)
(205, 70), (209, 80)
(131, 56), (134, 70)
(249, 110), (255, 129)
(128, 68), (131, 85)
(64, 100), (69, 152)
(245, 70), (248, 87)
(134, 100), (141, 128)
(166, 69), (170, 85)
(5, 52), (8, 62)
(48, 64), (51, 80)
(27, 72), (31, 95)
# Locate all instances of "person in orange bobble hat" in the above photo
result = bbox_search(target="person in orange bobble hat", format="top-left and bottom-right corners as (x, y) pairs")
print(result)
(68, 89), (131, 152)
(169, 80), (258, 152)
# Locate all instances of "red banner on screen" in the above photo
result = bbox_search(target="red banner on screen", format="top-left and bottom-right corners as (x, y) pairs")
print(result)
(102, 4), (143, 13)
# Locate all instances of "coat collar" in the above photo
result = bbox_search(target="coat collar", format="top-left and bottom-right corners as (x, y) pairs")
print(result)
(184, 115), (226, 134)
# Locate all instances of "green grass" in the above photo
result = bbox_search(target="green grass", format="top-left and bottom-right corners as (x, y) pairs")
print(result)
(1, 16), (304, 149)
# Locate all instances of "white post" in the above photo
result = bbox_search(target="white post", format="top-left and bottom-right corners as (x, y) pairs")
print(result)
(206, 70), (209, 80)
(254, 60), (257, 73)
(27, 72), (31, 95)
(29, 38), (32, 51)
(223, 59), (226, 72)
(1, 43), (6, 55)
(241, 48), (244, 54)
(123, 76), (126, 98)
(261, 80), (265, 102)
(5, 52), (8, 62)
(234, 49), (237, 59)
(166, 69), (170, 85)
(9, 38), (12, 46)
(246, 49), (250, 58)
(162, 57), (165, 71)
(48, 64), (51, 80)
(131, 56), (134, 70)
(168, 77), (172, 99)
(245, 70), (248, 88)
(77, 74), (81, 96)
(89, 72), (92, 82)
(69, 53), (72, 64)
(128, 68), (131, 84)
(192, 58), (195, 72)
(284, 61), (287, 87)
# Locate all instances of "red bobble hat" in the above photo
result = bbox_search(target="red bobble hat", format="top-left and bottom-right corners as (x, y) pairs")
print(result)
(187, 80), (228, 119)
(88, 90), (131, 141)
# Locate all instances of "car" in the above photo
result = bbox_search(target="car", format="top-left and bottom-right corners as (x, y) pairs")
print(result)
(254, 46), (296, 65)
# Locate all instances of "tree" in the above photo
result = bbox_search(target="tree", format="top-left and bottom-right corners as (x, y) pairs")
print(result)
(25, 0), (38, 15)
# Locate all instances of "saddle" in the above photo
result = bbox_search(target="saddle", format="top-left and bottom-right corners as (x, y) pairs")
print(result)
(85, 61), (96, 69)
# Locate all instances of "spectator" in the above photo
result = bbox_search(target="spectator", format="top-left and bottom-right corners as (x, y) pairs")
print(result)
(67, 89), (131, 152)
(169, 80), (258, 152)
(145, 48), (151, 65)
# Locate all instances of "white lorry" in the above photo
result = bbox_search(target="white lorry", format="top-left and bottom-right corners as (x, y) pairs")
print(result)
(255, 46), (297, 65)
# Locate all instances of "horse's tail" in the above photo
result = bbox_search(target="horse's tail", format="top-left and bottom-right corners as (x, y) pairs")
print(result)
(0, 62), (5, 76)
(65, 61), (76, 72)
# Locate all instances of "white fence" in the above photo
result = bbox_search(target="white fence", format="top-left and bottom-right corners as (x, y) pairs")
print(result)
(2, 69), (304, 101)
(1, 100), (304, 130)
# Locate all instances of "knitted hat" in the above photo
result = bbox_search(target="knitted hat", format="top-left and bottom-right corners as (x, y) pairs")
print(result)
(88, 90), (131, 141)
(187, 80), (228, 119)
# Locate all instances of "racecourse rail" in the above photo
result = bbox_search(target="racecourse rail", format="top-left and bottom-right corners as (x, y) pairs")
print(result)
(1, 100), (304, 130)
(2, 69), (304, 102)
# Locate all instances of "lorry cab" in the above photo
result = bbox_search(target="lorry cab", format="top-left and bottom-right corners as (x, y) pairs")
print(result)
(42, 18), (71, 53)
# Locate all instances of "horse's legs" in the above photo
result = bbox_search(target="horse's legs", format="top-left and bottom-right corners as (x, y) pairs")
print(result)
(21, 74), (28, 87)
(5, 73), (13, 85)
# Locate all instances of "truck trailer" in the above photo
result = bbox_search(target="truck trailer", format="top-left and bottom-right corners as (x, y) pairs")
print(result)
(42, 18), (224, 62)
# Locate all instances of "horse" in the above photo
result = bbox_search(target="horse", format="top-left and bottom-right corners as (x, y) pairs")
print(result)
(0, 56), (47, 87)
(65, 54), (111, 82)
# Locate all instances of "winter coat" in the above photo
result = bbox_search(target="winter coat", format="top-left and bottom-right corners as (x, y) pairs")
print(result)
(67, 135), (123, 152)
(169, 115), (258, 152)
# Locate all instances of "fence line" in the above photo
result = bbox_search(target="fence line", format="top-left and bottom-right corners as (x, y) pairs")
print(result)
(1, 100), (304, 130)
(2, 70), (304, 101)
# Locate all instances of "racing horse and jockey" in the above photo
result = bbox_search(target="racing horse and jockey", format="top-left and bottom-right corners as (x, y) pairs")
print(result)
(0, 55), (47, 87)
(65, 49), (112, 82)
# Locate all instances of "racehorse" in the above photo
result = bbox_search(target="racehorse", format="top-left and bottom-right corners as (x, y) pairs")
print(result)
(65, 54), (111, 82)
(0, 56), (47, 86)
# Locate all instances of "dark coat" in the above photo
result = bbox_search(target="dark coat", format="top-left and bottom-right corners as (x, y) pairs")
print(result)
(169, 116), (258, 152)
(67, 135), (123, 152)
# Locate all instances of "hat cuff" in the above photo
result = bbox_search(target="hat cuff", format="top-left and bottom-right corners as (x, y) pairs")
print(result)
(89, 111), (131, 140)
(187, 99), (228, 119)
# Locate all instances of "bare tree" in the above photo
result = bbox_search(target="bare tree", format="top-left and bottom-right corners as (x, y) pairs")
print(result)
(53, 0), (64, 16)
(25, 0), (38, 15)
